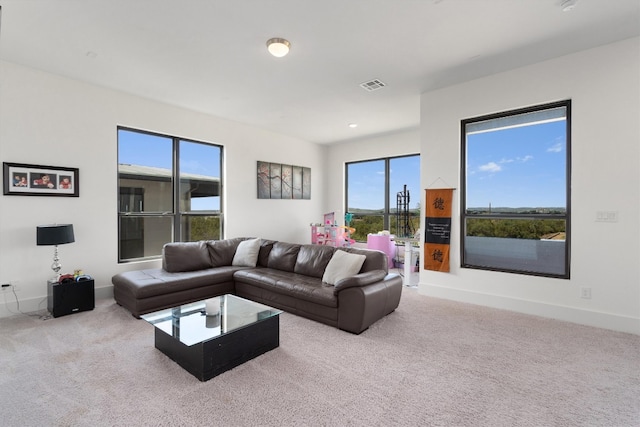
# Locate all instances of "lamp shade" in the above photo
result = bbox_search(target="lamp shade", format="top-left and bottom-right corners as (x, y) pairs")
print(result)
(37, 224), (75, 246)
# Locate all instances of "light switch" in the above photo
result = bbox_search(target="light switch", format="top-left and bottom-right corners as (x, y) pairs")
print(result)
(595, 211), (618, 223)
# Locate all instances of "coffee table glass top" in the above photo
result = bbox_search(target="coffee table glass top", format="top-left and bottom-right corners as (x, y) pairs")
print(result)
(141, 294), (282, 346)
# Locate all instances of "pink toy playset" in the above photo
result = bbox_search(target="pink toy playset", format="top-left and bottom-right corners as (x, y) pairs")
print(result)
(310, 212), (355, 247)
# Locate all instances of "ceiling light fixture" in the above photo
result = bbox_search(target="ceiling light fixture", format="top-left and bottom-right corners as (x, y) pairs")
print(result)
(560, 0), (578, 12)
(267, 38), (291, 58)
(348, 123), (358, 128)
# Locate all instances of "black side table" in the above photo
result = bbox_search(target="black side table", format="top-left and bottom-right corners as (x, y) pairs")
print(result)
(47, 278), (95, 318)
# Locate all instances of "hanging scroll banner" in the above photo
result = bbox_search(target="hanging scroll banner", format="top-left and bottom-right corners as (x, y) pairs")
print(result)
(425, 188), (453, 272)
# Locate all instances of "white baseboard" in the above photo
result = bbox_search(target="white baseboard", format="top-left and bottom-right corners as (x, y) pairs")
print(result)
(0, 286), (113, 318)
(420, 284), (640, 335)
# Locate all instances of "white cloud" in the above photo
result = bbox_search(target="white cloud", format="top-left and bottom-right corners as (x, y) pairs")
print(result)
(498, 155), (532, 164)
(479, 162), (501, 173)
(547, 143), (563, 153)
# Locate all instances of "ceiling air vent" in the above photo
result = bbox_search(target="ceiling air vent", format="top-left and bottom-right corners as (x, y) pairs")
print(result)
(359, 79), (386, 92)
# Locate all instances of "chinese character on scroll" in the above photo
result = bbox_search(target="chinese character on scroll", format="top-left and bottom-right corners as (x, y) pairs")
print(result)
(424, 188), (453, 272)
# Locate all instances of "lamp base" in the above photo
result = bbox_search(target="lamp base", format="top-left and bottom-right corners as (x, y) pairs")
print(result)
(51, 245), (62, 275)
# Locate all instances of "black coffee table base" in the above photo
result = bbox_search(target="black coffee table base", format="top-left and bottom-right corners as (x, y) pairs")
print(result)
(154, 315), (280, 381)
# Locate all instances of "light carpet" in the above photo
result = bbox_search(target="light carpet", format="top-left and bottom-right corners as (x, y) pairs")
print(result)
(1, 288), (638, 427)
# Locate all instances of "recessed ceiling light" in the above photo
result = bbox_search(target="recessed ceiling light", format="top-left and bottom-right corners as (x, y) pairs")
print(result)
(348, 123), (358, 128)
(266, 38), (291, 57)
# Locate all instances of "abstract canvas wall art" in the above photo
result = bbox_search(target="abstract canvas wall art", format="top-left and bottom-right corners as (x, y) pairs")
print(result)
(258, 161), (310, 199)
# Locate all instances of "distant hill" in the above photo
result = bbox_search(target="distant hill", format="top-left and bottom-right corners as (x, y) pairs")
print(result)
(348, 208), (420, 215)
(467, 207), (566, 214)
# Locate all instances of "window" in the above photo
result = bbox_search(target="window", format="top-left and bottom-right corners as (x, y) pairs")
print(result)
(461, 100), (570, 278)
(117, 128), (223, 262)
(346, 154), (420, 242)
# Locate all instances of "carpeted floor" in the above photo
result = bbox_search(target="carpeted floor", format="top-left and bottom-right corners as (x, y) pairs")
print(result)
(1, 288), (638, 427)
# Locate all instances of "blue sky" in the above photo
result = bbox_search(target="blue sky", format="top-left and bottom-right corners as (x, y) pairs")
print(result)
(347, 156), (421, 211)
(347, 119), (566, 211)
(118, 131), (220, 177)
(120, 119), (565, 213)
(120, 129), (421, 213)
(466, 120), (566, 208)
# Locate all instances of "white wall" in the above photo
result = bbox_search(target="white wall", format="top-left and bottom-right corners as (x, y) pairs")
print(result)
(2, 38), (638, 334)
(420, 37), (640, 334)
(324, 129), (421, 224)
(0, 61), (325, 316)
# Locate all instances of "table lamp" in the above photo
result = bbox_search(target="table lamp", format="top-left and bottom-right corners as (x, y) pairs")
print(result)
(37, 224), (75, 277)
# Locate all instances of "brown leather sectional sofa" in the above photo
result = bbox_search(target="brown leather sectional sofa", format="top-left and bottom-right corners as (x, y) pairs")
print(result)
(112, 238), (403, 334)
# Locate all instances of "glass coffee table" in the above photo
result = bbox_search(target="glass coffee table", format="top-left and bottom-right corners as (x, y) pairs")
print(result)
(141, 294), (282, 381)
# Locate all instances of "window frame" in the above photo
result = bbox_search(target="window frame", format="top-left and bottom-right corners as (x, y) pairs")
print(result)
(345, 153), (420, 241)
(117, 127), (224, 263)
(460, 100), (571, 278)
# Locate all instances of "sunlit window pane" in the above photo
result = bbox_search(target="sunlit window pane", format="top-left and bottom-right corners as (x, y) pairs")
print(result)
(118, 131), (173, 213)
(390, 156), (420, 237)
(119, 216), (172, 261)
(462, 101), (570, 278)
(117, 128), (223, 262)
(179, 140), (221, 212)
(349, 215), (384, 242)
(464, 218), (566, 276)
(181, 216), (221, 242)
(347, 160), (385, 212)
(346, 155), (420, 242)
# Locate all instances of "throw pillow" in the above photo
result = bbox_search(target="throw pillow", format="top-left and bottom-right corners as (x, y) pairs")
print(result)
(322, 250), (366, 285)
(232, 238), (261, 267)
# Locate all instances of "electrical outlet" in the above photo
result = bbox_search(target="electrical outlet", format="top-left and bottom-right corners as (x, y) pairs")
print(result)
(580, 287), (592, 299)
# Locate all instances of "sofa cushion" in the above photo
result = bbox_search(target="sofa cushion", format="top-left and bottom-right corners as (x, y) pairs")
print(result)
(258, 239), (276, 267)
(294, 244), (335, 278)
(267, 242), (300, 272)
(344, 247), (389, 274)
(322, 249), (366, 285)
(206, 238), (245, 267)
(232, 238), (261, 267)
(162, 241), (212, 273)
(234, 268), (337, 308)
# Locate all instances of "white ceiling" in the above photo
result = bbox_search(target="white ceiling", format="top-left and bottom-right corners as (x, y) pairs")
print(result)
(1, 0), (638, 144)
